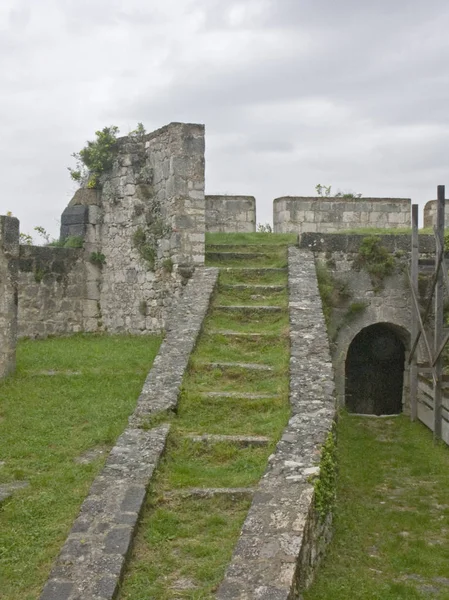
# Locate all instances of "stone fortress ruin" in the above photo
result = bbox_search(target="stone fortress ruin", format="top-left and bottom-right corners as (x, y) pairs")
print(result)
(0, 121), (445, 599)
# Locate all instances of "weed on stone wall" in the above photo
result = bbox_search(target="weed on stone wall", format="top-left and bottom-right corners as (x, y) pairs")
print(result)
(353, 236), (395, 292)
(69, 126), (120, 189)
(132, 199), (171, 271)
(162, 258), (173, 273)
(314, 429), (337, 524)
(315, 261), (352, 329)
(89, 252), (106, 267)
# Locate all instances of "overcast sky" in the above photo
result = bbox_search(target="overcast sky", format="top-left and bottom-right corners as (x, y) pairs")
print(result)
(1, 0), (449, 239)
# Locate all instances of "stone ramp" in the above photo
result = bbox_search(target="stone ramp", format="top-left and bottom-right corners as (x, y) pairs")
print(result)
(216, 247), (337, 599)
(39, 267), (218, 600)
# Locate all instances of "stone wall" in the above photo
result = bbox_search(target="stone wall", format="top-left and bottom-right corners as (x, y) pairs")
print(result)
(0, 216), (19, 378)
(205, 195), (256, 233)
(273, 197), (411, 234)
(18, 245), (86, 338)
(298, 233), (431, 411)
(60, 122), (206, 335)
(423, 199), (449, 228)
(217, 248), (336, 599)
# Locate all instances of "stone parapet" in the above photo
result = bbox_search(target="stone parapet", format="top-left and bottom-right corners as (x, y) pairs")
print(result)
(299, 232), (435, 255)
(206, 195), (256, 233)
(423, 199), (449, 229)
(0, 215), (19, 378)
(273, 196), (411, 234)
(217, 247), (336, 599)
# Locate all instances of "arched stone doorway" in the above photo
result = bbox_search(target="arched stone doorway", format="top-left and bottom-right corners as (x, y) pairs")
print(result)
(345, 323), (406, 415)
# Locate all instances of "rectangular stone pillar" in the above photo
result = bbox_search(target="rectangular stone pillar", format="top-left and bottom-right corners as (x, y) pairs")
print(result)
(0, 215), (19, 378)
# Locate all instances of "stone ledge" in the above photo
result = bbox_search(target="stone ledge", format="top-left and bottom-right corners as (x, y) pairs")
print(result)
(216, 247), (337, 599)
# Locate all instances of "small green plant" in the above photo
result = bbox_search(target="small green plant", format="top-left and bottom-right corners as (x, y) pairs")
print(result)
(444, 231), (449, 252)
(354, 236), (395, 292)
(257, 223), (273, 233)
(316, 184), (332, 197)
(316, 261), (334, 328)
(346, 301), (368, 316)
(34, 267), (48, 283)
(335, 190), (362, 199)
(62, 236), (84, 248)
(68, 125), (120, 188)
(89, 251), (106, 267)
(20, 232), (33, 245)
(314, 430), (337, 523)
(133, 227), (156, 269)
(34, 226), (51, 244)
(162, 258), (174, 273)
(315, 261), (352, 330)
(129, 122), (146, 138)
(315, 184), (362, 199)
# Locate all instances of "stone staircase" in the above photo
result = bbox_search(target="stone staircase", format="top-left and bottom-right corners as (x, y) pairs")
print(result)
(119, 238), (291, 597)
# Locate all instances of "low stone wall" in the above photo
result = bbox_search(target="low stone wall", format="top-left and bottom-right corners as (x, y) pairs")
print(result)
(0, 216), (19, 378)
(423, 199), (449, 229)
(18, 245), (86, 338)
(39, 266), (218, 600)
(217, 247), (336, 599)
(205, 195), (256, 233)
(273, 197), (411, 234)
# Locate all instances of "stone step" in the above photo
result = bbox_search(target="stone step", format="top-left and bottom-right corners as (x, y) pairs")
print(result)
(202, 361), (273, 371)
(206, 252), (269, 261)
(201, 392), (279, 400)
(208, 330), (279, 338)
(220, 284), (286, 291)
(222, 267), (287, 274)
(215, 305), (284, 313)
(185, 434), (270, 447)
(164, 487), (256, 500)
(207, 244), (288, 252)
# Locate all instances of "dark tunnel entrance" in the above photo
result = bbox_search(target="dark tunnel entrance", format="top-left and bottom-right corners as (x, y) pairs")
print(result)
(345, 324), (405, 415)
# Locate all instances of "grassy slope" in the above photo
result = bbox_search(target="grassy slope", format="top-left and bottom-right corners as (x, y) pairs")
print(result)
(120, 233), (292, 599)
(0, 334), (161, 600)
(305, 413), (449, 600)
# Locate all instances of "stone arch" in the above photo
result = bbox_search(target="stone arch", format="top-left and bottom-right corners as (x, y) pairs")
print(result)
(345, 323), (407, 415)
(333, 316), (412, 413)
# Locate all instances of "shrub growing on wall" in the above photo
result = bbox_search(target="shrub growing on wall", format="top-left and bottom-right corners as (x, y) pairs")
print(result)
(354, 236), (395, 292)
(68, 123), (146, 189)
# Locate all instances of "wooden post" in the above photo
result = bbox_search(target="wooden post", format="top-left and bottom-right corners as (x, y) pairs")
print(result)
(434, 185), (445, 440)
(410, 204), (419, 421)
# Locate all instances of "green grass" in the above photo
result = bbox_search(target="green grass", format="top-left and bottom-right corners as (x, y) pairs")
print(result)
(305, 412), (449, 600)
(206, 245), (289, 269)
(218, 268), (288, 285)
(120, 236), (291, 599)
(119, 493), (251, 600)
(217, 285), (287, 307)
(157, 437), (273, 490)
(204, 308), (289, 334)
(0, 334), (161, 600)
(193, 333), (288, 368)
(205, 232), (297, 245)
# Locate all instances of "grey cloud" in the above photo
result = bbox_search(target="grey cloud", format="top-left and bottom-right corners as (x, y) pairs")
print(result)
(1, 0), (449, 237)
